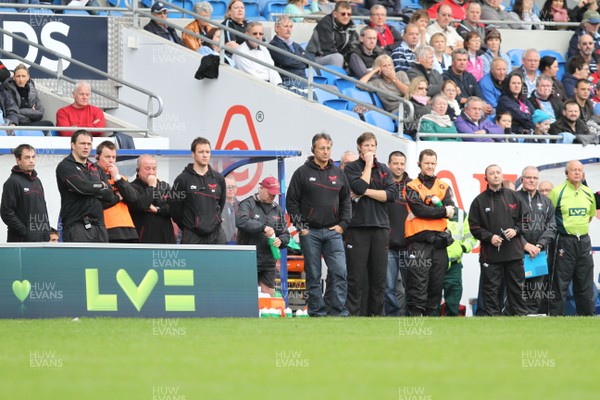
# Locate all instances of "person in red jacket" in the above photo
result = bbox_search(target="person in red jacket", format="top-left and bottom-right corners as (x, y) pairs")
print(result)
(56, 81), (105, 137)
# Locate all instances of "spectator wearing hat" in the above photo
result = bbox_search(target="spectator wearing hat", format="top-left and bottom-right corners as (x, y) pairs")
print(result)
(567, 10), (600, 59)
(531, 109), (553, 142)
(144, 2), (184, 46)
(481, 29), (511, 76)
(539, 55), (567, 102)
(236, 177), (290, 296)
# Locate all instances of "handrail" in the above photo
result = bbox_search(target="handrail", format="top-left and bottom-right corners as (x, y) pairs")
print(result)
(417, 132), (563, 141)
(0, 3), (133, 13)
(0, 126), (147, 134)
(134, 1), (415, 134)
(0, 26), (164, 137)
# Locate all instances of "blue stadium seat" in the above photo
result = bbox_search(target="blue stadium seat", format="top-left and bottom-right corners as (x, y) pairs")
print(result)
(319, 65), (348, 85)
(63, 9), (90, 15)
(539, 49), (566, 80)
(323, 99), (350, 110)
(141, 0), (153, 7)
(594, 102), (600, 115)
(244, 2), (266, 21)
(25, 8), (54, 14)
(313, 87), (340, 103)
(312, 76), (329, 85)
(338, 110), (361, 119)
(363, 111), (396, 133)
(370, 92), (383, 109)
(507, 49), (524, 68)
(0, 8), (18, 13)
(334, 77), (355, 93)
(263, 1), (286, 20)
(170, 0), (193, 17)
(209, 0), (227, 19)
(341, 87), (373, 109)
(14, 130), (45, 137)
(400, 0), (422, 9)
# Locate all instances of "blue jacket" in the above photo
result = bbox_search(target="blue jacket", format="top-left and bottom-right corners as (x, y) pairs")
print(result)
(561, 73), (578, 99)
(454, 111), (503, 142)
(479, 72), (502, 109)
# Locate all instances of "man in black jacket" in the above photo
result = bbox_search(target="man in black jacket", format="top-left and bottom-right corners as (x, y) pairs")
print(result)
(269, 16), (316, 87)
(407, 45), (443, 97)
(1, 144), (50, 242)
(469, 164), (528, 316)
(344, 132), (397, 316)
(384, 150), (410, 316)
(56, 130), (119, 243)
(128, 155), (176, 244)
(287, 133), (352, 317)
(236, 177), (290, 296)
(306, 1), (359, 68)
(549, 100), (597, 145)
(348, 26), (384, 79)
(171, 137), (226, 244)
(144, 2), (184, 46)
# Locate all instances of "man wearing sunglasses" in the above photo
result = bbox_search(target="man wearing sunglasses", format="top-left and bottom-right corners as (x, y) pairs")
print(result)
(233, 21), (282, 85)
(307, 1), (360, 69)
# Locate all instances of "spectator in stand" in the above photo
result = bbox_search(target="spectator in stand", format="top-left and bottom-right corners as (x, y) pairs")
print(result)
(407, 45), (443, 97)
(427, 0), (467, 20)
(531, 109), (554, 143)
(182, 2), (213, 52)
(529, 74), (562, 122)
(481, 29), (511, 76)
(464, 32), (484, 82)
(0, 85), (20, 136)
(269, 16), (315, 87)
(404, 76), (431, 138)
(364, 0), (404, 17)
(430, 33), (452, 74)
(306, 1), (359, 68)
(56, 81), (105, 137)
(572, 34), (600, 74)
(391, 23), (420, 72)
(221, 176), (239, 244)
(233, 22), (282, 85)
(409, 10), (431, 48)
(549, 99), (595, 144)
(349, 26), (384, 79)
(359, 54), (409, 113)
(419, 94), (461, 141)
(539, 0), (572, 30)
(455, 96), (502, 142)
(427, 5), (464, 51)
(1, 64), (54, 134)
(443, 48), (488, 111)
(143, 2), (184, 46)
(479, 57), (508, 110)
(456, 2), (486, 41)
(223, 0), (247, 49)
(567, 10), (600, 59)
(199, 29), (236, 67)
(539, 55), (567, 101)
(562, 55), (590, 98)
(508, 0), (544, 30)
(284, 0), (319, 22)
(441, 79), (461, 120)
(368, 5), (403, 54)
(49, 227), (59, 243)
(593, 80), (600, 103)
(497, 72), (535, 135)
(481, 0), (514, 29)
(520, 49), (541, 96)
(570, 79), (597, 122)
(495, 111), (515, 140)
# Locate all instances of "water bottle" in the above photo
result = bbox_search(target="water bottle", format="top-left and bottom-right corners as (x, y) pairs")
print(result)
(431, 195), (443, 207)
(268, 234), (281, 260)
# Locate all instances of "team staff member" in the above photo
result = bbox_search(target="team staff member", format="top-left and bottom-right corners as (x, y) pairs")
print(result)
(548, 160), (596, 316)
(1, 144), (50, 242)
(96, 141), (139, 243)
(171, 137), (227, 244)
(56, 130), (119, 242)
(469, 164), (527, 316)
(404, 149), (455, 317)
(344, 132), (397, 316)
(129, 154), (176, 244)
(236, 177), (290, 296)
(515, 166), (556, 314)
(287, 133), (352, 317)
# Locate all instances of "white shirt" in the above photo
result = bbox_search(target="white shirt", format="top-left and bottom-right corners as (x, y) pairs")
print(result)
(426, 21), (464, 49)
(233, 41), (282, 85)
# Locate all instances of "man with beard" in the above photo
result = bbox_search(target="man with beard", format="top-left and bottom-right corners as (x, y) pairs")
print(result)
(549, 100), (597, 145)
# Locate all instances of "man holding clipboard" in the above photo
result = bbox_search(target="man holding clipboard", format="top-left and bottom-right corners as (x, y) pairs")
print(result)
(516, 166), (556, 315)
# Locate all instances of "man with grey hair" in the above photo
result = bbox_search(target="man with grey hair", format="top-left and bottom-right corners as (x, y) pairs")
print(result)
(269, 16), (315, 87)
(443, 48), (484, 107)
(426, 4), (464, 50)
(56, 80), (105, 137)
(339, 150), (358, 170)
(406, 45), (443, 97)
(367, 5), (403, 53)
(520, 49), (540, 96)
(529, 74), (562, 122)
(233, 22), (282, 85)
(567, 10), (600, 59)
(348, 26), (384, 79)
(182, 1), (213, 51)
(456, 2), (485, 41)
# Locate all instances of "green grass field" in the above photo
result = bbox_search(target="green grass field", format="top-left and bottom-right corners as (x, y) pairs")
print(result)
(0, 317), (598, 400)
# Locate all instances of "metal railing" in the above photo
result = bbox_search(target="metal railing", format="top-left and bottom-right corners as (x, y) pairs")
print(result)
(0, 24), (164, 137)
(130, 1), (415, 136)
(417, 132), (563, 141)
(0, 126), (148, 135)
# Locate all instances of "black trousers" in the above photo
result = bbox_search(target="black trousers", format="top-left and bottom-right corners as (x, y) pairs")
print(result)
(478, 259), (527, 316)
(549, 234), (595, 316)
(405, 241), (447, 316)
(345, 227), (389, 316)
(62, 222), (108, 243)
(182, 227), (226, 245)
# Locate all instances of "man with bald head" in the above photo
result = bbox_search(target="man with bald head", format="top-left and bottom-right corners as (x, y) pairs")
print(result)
(129, 154), (176, 243)
(515, 166), (556, 314)
(538, 181), (554, 197)
(548, 160), (596, 316)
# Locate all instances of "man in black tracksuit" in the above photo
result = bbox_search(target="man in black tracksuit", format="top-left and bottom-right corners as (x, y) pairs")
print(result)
(170, 137), (226, 244)
(469, 164), (528, 316)
(287, 133), (352, 317)
(128, 154), (176, 244)
(236, 177), (290, 296)
(1, 144), (50, 242)
(385, 151), (410, 316)
(515, 166), (556, 314)
(56, 130), (119, 243)
(344, 132), (397, 316)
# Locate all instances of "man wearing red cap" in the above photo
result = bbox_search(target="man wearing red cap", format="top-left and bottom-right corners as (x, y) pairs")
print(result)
(236, 177), (290, 296)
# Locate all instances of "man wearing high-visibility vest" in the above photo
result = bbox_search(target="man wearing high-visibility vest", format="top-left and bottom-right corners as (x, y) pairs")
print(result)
(404, 149), (456, 317)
